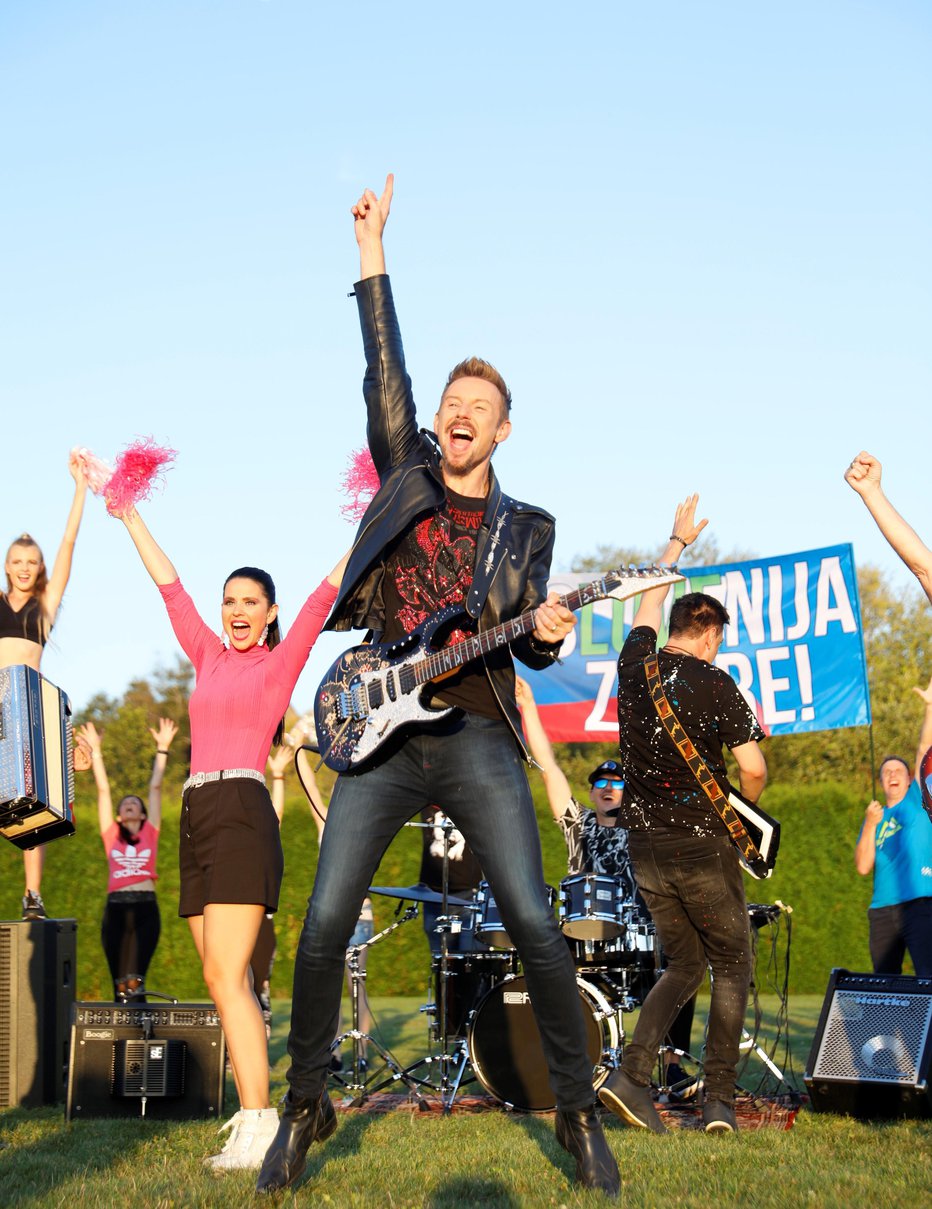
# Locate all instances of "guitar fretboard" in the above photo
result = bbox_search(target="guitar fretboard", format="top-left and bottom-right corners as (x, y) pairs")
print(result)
(414, 576), (618, 686)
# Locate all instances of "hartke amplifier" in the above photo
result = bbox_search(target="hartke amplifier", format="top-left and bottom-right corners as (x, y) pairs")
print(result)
(66, 1002), (226, 1120)
(805, 968), (932, 1119)
(0, 918), (76, 1107)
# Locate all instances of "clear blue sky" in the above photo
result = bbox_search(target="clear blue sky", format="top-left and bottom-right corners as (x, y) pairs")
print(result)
(2, 1), (929, 714)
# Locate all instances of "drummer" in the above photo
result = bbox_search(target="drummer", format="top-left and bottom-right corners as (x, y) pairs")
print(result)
(515, 677), (698, 1097)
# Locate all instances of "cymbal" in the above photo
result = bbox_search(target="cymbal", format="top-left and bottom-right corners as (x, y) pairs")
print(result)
(369, 883), (473, 907)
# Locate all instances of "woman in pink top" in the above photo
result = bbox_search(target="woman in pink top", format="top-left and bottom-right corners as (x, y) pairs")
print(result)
(115, 502), (346, 1171)
(80, 717), (178, 1000)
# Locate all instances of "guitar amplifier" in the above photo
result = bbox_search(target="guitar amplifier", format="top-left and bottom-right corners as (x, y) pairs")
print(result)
(0, 664), (75, 849)
(66, 1002), (226, 1120)
(805, 968), (932, 1118)
(0, 919), (76, 1107)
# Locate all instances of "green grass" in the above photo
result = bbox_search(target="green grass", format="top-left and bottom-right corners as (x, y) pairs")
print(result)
(0, 778), (883, 1001)
(4, 996), (932, 1207)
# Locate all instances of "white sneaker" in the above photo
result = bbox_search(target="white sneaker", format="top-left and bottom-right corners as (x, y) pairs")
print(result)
(205, 1108), (279, 1171)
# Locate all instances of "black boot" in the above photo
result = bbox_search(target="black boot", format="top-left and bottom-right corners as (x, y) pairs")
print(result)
(255, 1088), (337, 1194)
(554, 1105), (620, 1197)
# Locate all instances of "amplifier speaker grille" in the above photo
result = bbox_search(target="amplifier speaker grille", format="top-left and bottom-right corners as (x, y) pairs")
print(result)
(805, 969), (932, 1118)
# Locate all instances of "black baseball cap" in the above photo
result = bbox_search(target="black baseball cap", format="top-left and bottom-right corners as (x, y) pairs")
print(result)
(588, 760), (624, 785)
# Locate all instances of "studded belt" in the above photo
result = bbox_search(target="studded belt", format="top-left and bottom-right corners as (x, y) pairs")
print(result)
(182, 768), (265, 793)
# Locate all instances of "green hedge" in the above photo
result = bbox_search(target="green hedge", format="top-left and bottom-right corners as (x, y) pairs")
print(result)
(0, 776), (878, 1000)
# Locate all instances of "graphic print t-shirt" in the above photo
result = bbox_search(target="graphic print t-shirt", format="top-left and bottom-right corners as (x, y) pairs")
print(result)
(419, 807), (484, 895)
(103, 819), (160, 893)
(380, 490), (501, 718)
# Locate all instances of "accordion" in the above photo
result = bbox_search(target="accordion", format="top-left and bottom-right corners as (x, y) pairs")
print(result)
(0, 665), (75, 849)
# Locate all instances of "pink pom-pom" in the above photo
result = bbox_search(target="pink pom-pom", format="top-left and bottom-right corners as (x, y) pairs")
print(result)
(72, 446), (114, 495)
(104, 437), (177, 516)
(340, 446), (381, 523)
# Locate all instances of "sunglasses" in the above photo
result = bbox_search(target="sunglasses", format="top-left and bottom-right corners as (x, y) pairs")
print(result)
(592, 778), (623, 790)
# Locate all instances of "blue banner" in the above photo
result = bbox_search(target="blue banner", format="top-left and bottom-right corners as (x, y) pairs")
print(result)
(525, 544), (871, 743)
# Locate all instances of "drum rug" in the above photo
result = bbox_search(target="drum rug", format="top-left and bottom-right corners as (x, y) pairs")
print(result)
(332, 1090), (803, 1131)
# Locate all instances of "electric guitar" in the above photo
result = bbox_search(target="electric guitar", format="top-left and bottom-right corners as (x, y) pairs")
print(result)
(315, 565), (684, 772)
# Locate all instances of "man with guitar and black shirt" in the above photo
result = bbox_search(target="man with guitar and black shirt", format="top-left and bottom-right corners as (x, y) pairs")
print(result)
(257, 175), (619, 1197)
(598, 525), (768, 1136)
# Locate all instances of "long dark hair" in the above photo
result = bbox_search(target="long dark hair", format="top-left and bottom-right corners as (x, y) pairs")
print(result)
(224, 566), (284, 745)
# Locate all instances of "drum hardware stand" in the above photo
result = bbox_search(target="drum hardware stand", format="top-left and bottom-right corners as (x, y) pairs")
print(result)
(401, 814), (477, 1112)
(330, 905), (434, 1107)
(738, 1028), (788, 1086)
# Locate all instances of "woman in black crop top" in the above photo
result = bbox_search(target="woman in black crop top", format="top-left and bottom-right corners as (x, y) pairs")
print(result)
(2, 453), (88, 920)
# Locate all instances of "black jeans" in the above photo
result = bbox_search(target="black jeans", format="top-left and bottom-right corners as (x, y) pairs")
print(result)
(285, 713), (596, 1110)
(869, 897), (932, 977)
(101, 892), (161, 997)
(623, 831), (751, 1103)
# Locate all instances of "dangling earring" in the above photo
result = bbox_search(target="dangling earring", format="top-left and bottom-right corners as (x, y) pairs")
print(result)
(258, 624), (269, 647)
(221, 631), (230, 649)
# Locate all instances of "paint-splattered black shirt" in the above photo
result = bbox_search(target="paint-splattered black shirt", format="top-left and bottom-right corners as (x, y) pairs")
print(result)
(616, 625), (764, 837)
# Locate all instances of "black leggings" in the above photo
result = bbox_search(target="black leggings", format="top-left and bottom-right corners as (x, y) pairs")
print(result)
(101, 892), (161, 997)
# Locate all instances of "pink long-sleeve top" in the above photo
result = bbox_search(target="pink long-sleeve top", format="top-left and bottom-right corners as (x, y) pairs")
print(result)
(157, 577), (337, 775)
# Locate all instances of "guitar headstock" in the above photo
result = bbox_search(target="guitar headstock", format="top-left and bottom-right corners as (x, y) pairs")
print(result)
(601, 563), (684, 602)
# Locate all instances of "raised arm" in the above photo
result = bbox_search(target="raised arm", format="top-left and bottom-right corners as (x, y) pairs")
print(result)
(352, 173), (393, 280)
(846, 452), (932, 605)
(631, 494), (708, 633)
(147, 717), (177, 829)
(855, 799), (884, 876)
(80, 723), (113, 837)
(515, 676), (573, 820)
(912, 676), (932, 781)
(116, 507), (179, 586)
(266, 743), (294, 824)
(43, 452), (89, 620)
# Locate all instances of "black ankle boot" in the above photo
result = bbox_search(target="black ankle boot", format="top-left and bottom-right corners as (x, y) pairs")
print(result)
(255, 1088), (337, 1194)
(554, 1105), (620, 1197)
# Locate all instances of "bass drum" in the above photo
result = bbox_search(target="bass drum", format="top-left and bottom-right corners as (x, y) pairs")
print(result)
(467, 975), (618, 1111)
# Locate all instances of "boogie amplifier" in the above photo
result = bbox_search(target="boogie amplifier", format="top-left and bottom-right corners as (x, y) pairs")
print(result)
(805, 968), (932, 1119)
(66, 1002), (226, 1120)
(0, 664), (75, 849)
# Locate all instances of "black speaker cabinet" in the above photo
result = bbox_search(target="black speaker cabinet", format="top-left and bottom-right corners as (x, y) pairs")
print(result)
(805, 968), (932, 1118)
(66, 1002), (226, 1120)
(0, 918), (76, 1107)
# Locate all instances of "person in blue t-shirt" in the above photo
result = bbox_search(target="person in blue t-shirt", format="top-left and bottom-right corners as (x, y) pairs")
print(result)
(855, 677), (932, 976)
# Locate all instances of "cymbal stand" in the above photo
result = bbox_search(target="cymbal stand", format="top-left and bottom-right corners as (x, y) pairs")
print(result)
(330, 904), (434, 1107)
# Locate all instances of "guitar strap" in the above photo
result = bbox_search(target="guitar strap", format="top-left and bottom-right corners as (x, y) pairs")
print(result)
(642, 654), (765, 870)
(465, 492), (515, 619)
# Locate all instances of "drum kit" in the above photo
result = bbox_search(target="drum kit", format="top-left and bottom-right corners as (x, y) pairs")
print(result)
(330, 820), (664, 1112)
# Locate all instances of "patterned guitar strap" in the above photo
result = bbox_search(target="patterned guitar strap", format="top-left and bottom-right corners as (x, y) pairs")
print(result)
(464, 492), (515, 619)
(642, 653), (764, 870)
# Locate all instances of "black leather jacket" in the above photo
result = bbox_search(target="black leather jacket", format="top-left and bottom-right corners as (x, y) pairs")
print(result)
(326, 274), (562, 755)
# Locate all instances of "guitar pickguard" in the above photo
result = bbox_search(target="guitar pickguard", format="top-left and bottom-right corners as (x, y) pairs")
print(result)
(315, 621), (459, 772)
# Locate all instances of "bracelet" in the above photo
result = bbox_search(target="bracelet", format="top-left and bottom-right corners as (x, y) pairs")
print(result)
(272, 775), (285, 781)
(157, 749), (170, 755)
(669, 535), (688, 547)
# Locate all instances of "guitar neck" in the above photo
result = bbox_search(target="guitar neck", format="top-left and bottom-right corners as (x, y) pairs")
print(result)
(415, 577), (614, 685)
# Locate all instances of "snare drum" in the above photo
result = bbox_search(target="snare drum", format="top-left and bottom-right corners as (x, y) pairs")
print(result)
(559, 873), (626, 940)
(430, 951), (517, 1039)
(468, 974), (618, 1111)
